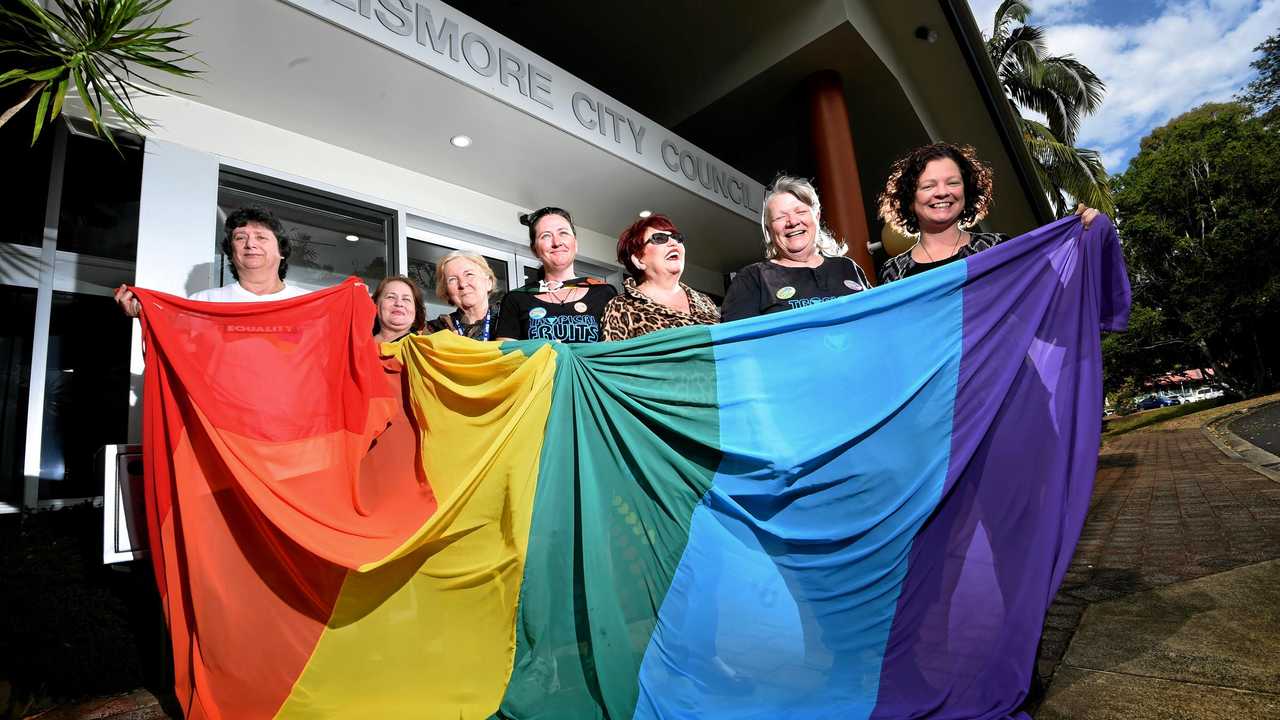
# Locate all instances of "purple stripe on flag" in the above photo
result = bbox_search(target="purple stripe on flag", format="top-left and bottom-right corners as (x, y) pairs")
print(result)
(871, 216), (1130, 719)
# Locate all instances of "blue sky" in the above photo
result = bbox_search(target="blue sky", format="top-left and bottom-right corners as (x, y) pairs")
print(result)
(967, 0), (1280, 173)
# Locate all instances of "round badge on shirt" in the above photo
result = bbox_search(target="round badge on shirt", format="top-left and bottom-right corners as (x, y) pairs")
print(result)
(776, 286), (796, 300)
(844, 279), (862, 290)
(573, 301), (588, 313)
(529, 307), (547, 320)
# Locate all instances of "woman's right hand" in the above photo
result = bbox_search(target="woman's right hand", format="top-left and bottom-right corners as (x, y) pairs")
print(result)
(114, 284), (141, 318)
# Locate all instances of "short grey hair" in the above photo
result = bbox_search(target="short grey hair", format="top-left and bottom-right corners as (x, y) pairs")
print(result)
(759, 175), (847, 259)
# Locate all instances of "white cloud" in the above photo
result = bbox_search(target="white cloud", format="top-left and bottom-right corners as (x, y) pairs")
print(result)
(967, 0), (1280, 172)
(1098, 147), (1129, 176)
(1047, 0), (1279, 171)
(968, 0), (1093, 34)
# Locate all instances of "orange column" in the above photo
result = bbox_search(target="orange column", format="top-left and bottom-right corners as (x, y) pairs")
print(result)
(806, 70), (875, 284)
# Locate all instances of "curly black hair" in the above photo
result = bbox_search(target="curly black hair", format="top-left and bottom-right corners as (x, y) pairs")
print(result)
(877, 142), (994, 234)
(220, 205), (291, 281)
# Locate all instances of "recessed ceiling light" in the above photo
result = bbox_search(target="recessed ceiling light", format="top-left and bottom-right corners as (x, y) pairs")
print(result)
(345, 234), (359, 242)
(638, 210), (652, 218)
(450, 134), (472, 148)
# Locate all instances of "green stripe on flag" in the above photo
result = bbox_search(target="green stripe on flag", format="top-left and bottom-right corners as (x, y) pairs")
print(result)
(497, 326), (723, 719)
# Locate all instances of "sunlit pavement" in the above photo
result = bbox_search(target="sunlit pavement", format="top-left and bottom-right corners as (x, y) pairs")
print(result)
(1035, 403), (1280, 719)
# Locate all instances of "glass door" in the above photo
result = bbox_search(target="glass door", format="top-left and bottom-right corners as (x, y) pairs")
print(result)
(216, 170), (397, 292)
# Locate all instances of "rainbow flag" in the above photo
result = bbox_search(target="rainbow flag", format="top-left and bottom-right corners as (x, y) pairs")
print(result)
(133, 215), (1129, 719)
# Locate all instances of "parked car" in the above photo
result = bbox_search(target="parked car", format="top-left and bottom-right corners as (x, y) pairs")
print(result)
(1136, 394), (1179, 410)
(1189, 387), (1225, 402)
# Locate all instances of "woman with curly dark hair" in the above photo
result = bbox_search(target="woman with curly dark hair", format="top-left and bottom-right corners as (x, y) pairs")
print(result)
(876, 142), (1097, 283)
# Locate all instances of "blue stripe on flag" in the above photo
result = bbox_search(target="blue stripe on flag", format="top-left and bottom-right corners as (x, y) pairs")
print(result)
(634, 260), (968, 718)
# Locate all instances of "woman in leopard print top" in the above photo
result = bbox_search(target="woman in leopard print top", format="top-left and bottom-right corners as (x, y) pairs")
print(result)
(600, 214), (720, 342)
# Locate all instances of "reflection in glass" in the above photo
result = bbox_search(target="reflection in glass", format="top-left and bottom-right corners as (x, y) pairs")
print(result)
(0, 286), (36, 506)
(56, 133), (142, 261)
(407, 239), (509, 321)
(0, 115), (53, 248)
(38, 292), (132, 500)
(216, 184), (393, 292)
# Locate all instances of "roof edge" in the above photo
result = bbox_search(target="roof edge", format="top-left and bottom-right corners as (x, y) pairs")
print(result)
(937, 0), (1055, 225)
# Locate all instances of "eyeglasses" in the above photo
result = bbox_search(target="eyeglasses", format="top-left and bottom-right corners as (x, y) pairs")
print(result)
(646, 232), (685, 245)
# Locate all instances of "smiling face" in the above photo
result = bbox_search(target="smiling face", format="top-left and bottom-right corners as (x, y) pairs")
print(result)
(913, 157), (966, 232)
(766, 192), (816, 260)
(229, 221), (282, 277)
(632, 227), (685, 282)
(533, 214), (578, 274)
(442, 257), (493, 311)
(376, 279), (416, 335)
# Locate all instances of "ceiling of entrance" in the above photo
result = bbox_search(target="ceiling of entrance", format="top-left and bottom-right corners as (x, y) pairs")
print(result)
(153, 0), (1038, 273)
(157, 0), (769, 272)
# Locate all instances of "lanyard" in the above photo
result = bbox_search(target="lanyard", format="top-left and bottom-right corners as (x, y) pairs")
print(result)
(453, 308), (491, 341)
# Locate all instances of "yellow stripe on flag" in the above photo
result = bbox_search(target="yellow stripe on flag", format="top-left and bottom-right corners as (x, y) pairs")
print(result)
(274, 334), (557, 719)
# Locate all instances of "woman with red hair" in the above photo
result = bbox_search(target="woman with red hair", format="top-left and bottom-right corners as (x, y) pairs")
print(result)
(600, 214), (720, 341)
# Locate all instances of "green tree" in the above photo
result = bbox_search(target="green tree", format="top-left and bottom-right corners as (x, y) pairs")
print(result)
(1108, 102), (1280, 398)
(985, 0), (1114, 216)
(1237, 30), (1280, 117)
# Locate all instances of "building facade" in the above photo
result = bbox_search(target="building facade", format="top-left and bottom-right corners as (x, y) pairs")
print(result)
(0, 0), (1050, 514)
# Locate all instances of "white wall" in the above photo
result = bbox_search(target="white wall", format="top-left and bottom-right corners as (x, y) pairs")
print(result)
(128, 95), (726, 293)
(122, 95), (730, 440)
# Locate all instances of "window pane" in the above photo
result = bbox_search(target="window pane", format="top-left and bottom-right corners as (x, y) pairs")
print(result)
(216, 181), (393, 292)
(0, 286), (36, 506)
(56, 133), (142, 261)
(0, 113), (53, 248)
(521, 261), (612, 286)
(38, 292), (132, 500)
(407, 239), (509, 322)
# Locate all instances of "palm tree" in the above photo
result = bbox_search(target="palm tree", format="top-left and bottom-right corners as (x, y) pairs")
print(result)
(985, 0), (1114, 216)
(0, 0), (199, 149)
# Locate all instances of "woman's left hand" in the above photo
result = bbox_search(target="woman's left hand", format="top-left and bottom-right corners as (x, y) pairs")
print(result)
(1075, 203), (1100, 229)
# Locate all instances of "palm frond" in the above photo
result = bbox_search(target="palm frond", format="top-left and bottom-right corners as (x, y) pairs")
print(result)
(1020, 118), (1115, 216)
(0, 0), (200, 147)
(983, 1), (1114, 215)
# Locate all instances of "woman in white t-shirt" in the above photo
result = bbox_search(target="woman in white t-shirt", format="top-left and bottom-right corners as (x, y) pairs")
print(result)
(115, 205), (307, 314)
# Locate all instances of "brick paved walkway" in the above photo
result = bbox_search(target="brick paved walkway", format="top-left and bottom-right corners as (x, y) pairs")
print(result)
(1035, 426), (1280, 680)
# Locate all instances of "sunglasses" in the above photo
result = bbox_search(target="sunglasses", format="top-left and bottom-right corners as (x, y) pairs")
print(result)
(646, 231), (685, 245)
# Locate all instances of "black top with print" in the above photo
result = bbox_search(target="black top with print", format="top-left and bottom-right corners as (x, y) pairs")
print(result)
(879, 232), (1008, 284)
(720, 256), (871, 322)
(495, 282), (618, 343)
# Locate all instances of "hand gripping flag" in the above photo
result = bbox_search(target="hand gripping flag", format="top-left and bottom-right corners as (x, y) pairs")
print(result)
(133, 215), (1129, 719)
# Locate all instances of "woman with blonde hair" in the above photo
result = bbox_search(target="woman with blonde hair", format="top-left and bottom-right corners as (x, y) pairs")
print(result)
(425, 251), (499, 341)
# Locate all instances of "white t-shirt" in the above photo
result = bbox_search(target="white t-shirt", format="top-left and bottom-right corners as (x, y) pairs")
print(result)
(189, 282), (310, 303)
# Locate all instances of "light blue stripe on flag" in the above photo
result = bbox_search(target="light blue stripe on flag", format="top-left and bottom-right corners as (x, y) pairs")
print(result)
(634, 259), (967, 718)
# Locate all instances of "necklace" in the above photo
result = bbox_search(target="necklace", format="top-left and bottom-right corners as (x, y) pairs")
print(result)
(917, 226), (967, 263)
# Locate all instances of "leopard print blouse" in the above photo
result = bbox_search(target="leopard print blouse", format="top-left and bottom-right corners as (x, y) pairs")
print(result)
(600, 277), (721, 341)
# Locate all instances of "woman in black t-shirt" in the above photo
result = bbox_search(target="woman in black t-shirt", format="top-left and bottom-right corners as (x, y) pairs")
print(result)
(876, 142), (1099, 283)
(721, 176), (871, 322)
(495, 206), (617, 343)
